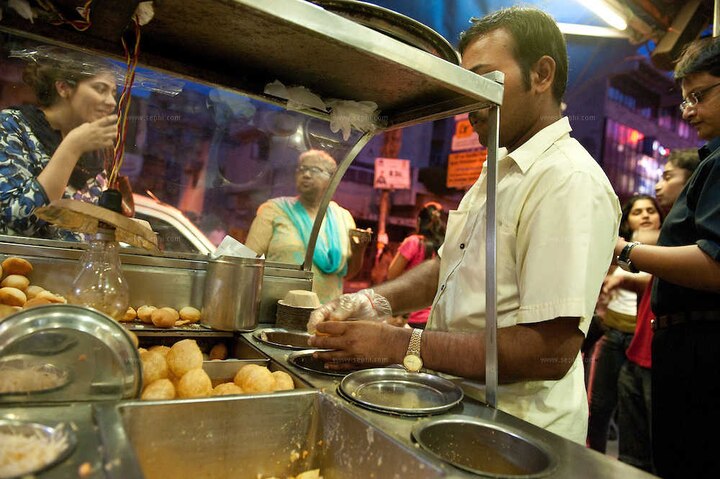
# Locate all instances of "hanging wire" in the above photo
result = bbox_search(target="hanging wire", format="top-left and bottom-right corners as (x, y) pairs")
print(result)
(108, 18), (142, 187)
(36, 0), (94, 31)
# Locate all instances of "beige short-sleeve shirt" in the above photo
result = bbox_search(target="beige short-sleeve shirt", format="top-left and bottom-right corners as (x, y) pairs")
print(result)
(429, 117), (621, 443)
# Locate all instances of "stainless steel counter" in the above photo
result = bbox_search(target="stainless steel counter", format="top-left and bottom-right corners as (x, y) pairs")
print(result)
(243, 327), (658, 479)
(0, 329), (657, 478)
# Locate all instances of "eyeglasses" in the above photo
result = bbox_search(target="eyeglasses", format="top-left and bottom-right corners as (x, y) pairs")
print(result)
(296, 165), (331, 177)
(679, 81), (720, 112)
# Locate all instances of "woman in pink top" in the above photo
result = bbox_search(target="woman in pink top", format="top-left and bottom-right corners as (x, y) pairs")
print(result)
(387, 202), (445, 328)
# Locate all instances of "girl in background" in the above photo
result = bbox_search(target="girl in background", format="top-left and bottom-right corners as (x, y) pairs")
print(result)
(387, 202), (446, 328)
(587, 194), (663, 453)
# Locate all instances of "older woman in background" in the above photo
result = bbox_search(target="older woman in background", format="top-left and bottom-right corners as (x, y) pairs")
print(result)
(245, 149), (369, 303)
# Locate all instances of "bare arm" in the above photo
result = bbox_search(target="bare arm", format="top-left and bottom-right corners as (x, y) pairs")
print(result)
(374, 256), (440, 315)
(386, 252), (408, 280)
(37, 115), (117, 201)
(311, 316), (583, 382)
(602, 272), (651, 296)
(615, 240), (720, 292)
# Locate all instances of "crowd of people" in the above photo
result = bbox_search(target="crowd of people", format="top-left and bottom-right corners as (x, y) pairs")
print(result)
(2, 5), (719, 479)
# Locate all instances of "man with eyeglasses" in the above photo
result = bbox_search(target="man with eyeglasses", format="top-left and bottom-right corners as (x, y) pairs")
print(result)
(245, 149), (370, 303)
(613, 37), (720, 479)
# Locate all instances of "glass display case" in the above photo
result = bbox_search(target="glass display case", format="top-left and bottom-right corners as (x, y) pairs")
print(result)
(0, 0), (503, 398)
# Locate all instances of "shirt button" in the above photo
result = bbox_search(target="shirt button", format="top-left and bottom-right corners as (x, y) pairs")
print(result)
(460, 243), (465, 249)
(440, 284), (445, 291)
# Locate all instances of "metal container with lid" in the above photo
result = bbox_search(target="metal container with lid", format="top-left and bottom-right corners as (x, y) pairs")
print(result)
(0, 304), (142, 403)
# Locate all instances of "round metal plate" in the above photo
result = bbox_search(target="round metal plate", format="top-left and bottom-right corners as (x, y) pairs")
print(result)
(0, 304), (142, 401)
(339, 368), (463, 416)
(411, 415), (557, 478)
(310, 0), (460, 64)
(0, 419), (77, 478)
(287, 349), (350, 377)
(252, 328), (313, 350)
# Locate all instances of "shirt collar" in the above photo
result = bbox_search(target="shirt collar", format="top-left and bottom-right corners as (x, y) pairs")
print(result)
(505, 117), (572, 173)
(699, 137), (720, 161)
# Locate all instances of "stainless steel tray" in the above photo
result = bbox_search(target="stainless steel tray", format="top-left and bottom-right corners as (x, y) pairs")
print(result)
(339, 368), (463, 416)
(252, 328), (312, 350)
(0, 419), (77, 478)
(287, 349), (350, 377)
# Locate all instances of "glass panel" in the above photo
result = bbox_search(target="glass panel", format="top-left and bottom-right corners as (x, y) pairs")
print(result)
(0, 34), (362, 266)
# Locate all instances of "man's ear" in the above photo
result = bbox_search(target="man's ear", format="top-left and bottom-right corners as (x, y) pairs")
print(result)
(531, 55), (556, 94)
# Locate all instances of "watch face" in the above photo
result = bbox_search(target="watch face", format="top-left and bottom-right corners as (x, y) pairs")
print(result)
(403, 354), (423, 372)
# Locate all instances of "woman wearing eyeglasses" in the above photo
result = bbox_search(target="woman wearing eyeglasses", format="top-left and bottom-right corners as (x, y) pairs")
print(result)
(245, 149), (369, 303)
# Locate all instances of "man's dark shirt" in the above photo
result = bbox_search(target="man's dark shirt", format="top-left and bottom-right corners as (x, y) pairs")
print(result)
(651, 137), (720, 315)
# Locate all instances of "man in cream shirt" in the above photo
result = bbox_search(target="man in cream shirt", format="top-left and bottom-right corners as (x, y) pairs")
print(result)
(309, 6), (620, 444)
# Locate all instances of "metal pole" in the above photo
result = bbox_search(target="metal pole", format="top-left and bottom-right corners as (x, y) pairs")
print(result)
(714, 0), (719, 38)
(484, 104), (500, 408)
(304, 131), (376, 271)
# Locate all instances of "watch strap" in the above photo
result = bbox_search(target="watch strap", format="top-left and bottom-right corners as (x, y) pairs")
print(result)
(407, 328), (423, 357)
(618, 241), (641, 273)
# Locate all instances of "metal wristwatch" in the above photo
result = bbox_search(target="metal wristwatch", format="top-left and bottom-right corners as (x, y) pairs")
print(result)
(617, 241), (641, 273)
(402, 328), (424, 373)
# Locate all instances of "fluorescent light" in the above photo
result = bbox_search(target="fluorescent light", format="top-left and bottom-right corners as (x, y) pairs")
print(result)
(577, 0), (628, 30)
(557, 22), (627, 38)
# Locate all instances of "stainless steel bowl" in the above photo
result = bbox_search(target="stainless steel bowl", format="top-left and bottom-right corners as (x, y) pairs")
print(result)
(0, 419), (77, 478)
(339, 367), (463, 416)
(287, 349), (349, 377)
(412, 415), (557, 477)
(252, 327), (313, 350)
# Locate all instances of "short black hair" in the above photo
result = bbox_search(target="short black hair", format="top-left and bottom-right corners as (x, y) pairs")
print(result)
(458, 7), (568, 102)
(667, 148), (701, 176)
(674, 36), (720, 80)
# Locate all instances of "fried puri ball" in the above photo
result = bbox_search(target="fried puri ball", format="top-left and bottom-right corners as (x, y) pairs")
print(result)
(137, 305), (156, 323)
(1, 274), (30, 291)
(23, 297), (52, 309)
(166, 339), (203, 377)
(151, 307), (179, 328)
(0, 304), (17, 320)
(272, 371), (295, 391)
(141, 379), (176, 400)
(127, 330), (139, 349)
(122, 306), (137, 322)
(35, 290), (66, 303)
(211, 382), (244, 396)
(234, 364), (275, 393)
(1, 257), (33, 276)
(179, 306), (201, 323)
(208, 343), (228, 361)
(0, 287), (26, 307)
(148, 345), (171, 357)
(140, 350), (169, 385)
(25, 285), (45, 299)
(176, 368), (212, 398)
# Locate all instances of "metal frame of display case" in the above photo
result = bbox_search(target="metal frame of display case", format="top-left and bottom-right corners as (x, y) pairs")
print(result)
(0, 0), (504, 406)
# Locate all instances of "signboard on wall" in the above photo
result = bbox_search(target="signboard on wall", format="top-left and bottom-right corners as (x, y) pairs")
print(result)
(447, 150), (487, 188)
(451, 113), (480, 151)
(374, 158), (410, 189)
